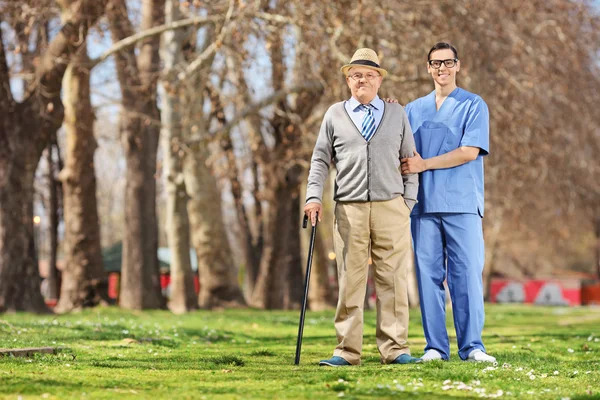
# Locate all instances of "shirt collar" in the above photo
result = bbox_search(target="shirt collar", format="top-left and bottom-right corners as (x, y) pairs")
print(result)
(349, 95), (382, 111)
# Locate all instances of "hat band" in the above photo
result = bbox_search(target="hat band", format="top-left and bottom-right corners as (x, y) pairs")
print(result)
(349, 60), (381, 68)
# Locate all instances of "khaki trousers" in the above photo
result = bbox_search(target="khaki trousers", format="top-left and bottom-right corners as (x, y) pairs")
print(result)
(332, 196), (412, 365)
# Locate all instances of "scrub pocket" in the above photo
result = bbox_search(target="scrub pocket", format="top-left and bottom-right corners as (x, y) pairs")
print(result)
(414, 121), (455, 158)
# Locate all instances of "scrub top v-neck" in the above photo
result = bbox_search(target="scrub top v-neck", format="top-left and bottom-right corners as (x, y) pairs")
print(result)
(405, 87), (490, 217)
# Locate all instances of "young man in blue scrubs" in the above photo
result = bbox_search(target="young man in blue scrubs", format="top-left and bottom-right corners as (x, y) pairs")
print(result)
(401, 42), (496, 363)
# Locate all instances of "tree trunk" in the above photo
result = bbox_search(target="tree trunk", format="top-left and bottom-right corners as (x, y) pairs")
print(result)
(108, 0), (165, 309)
(55, 44), (108, 313)
(160, 0), (196, 314)
(308, 233), (335, 311)
(187, 81), (246, 309)
(186, 150), (246, 309)
(0, 104), (48, 312)
(251, 166), (304, 309)
(46, 144), (60, 302)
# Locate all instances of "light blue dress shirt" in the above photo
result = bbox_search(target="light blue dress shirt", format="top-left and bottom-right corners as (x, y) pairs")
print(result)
(344, 95), (384, 138)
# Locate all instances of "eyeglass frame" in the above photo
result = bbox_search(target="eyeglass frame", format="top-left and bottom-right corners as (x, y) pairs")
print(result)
(347, 72), (382, 81)
(427, 58), (459, 69)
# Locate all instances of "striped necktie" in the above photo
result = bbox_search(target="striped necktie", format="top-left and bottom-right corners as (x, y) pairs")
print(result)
(361, 104), (376, 141)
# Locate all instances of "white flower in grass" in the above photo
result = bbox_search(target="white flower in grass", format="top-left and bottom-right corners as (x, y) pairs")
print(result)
(554, 371), (559, 375)
(338, 379), (345, 383)
(586, 371), (591, 374)
(515, 367), (523, 372)
(122, 330), (129, 334)
(396, 384), (405, 391)
(529, 375), (536, 380)
(337, 392), (344, 397)
(540, 373), (547, 378)
(393, 380), (398, 384)
(65, 364), (71, 367)
(588, 336), (594, 341)
(573, 370), (578, 375)
(443, 379), (451, 385)
(442, 385), (452, 391)
(567, 348), (574, 353)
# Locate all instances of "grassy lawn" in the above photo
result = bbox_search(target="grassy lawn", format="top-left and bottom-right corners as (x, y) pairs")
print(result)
(0, 304), (599, 399)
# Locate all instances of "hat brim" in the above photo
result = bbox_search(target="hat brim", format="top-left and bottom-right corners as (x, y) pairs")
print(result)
(340, 63), (388, 78)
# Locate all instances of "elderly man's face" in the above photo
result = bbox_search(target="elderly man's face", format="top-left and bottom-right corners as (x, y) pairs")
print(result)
(346, 66), (382, 104)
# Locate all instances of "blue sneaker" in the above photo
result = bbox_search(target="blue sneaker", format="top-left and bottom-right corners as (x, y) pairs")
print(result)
(319, 356), (352, 367)
(391, 354), (420, 364)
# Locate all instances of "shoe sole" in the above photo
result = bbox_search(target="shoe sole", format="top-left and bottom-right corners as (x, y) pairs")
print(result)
(319, 361), (351, 367)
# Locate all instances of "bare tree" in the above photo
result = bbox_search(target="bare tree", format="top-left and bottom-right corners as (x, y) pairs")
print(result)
(55, 36), (108, 312)
(107, 0), (165, 309)
(159, 0), (196, 313)
(0, 0), (107, 313)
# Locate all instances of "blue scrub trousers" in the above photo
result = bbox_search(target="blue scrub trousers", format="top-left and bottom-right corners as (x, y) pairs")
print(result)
(411, 213), (486, 360)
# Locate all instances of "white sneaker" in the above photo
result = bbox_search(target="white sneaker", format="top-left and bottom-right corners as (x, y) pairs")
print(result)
(421, 349), (443, 362)
(467, 349), (497, 364)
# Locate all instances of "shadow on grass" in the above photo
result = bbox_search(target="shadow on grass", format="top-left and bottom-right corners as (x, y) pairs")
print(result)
(86, 354), (246, 371)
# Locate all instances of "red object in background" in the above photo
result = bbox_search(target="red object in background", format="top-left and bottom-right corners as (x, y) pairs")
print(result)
(490, 279), (582, 306)
(160, 273), (200, 295)
(108, 272), (120, 300)
(160, 273), (170, 289)
(581, 281), (600, 305)
(107, 272), (200, 303)
(45, 299), (58, 308)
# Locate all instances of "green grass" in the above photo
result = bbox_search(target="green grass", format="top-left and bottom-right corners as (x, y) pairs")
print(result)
(1, 304), (599, 399)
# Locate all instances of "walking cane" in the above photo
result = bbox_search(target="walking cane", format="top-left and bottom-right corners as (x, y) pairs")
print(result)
(294, 212), (318, 365)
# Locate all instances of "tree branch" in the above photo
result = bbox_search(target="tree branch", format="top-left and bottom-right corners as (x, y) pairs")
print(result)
(91, 14), (223, 68)
(91, 9), (293, 70)
(36, 0), (108, 100)
(185, 81), (323, 146)
(179, 0), (235, 82)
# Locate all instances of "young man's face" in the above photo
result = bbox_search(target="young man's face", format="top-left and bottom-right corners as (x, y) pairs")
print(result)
(427, 49), (460, 87)
(346, 66), (383, 103)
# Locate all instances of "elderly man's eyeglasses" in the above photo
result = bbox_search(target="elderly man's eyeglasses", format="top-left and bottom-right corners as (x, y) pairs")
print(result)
(348, 72), (381, 81)
(428, 59), (458, 69)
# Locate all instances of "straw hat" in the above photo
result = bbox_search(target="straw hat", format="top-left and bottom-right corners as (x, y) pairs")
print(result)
(340, 48), (388, 78)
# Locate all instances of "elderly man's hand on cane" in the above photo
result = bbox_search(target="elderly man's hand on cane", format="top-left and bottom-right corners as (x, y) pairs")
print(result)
(304, 202), (322, 227)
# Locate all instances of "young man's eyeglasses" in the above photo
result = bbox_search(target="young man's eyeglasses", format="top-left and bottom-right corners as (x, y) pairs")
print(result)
(428, 59), (458, 69)
(348, 72), (381, 81)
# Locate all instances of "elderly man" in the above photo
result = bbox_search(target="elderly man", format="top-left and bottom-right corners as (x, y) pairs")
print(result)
(304, 48), (419, 366)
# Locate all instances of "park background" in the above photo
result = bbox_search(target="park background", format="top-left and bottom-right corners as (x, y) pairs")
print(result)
(0, 0), (599, 398)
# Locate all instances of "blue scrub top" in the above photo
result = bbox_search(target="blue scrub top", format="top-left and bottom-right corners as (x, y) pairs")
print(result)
(406, 88), (489, 217)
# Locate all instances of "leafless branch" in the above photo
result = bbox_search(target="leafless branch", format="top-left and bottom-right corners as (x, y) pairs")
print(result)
(90, 14), (223, 68)
(185, 81), (323, 146)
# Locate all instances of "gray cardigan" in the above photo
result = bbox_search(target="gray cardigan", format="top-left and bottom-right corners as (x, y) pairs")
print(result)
(306, 101), (418, 210)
